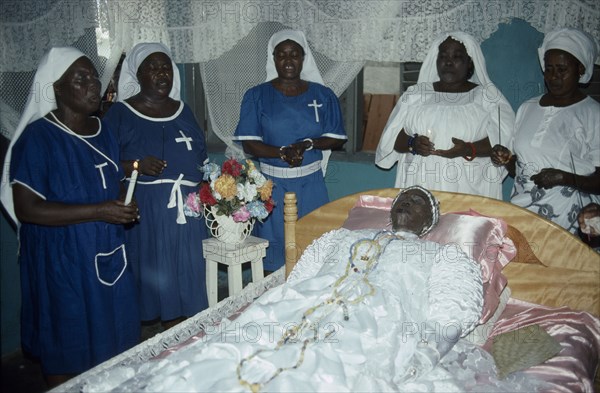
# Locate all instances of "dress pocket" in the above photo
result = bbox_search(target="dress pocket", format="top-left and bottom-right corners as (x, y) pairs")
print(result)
(94, 244), (128, 286)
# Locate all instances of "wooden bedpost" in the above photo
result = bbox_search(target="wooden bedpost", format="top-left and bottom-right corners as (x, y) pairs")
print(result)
(284, 192), (298, 279)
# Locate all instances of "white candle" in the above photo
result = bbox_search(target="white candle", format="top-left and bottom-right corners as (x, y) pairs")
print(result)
(124, 160), (139, 205)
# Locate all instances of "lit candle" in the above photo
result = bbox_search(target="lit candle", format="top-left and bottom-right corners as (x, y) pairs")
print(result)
(498, 106), (501, 146)
(124, 160), (139, 205)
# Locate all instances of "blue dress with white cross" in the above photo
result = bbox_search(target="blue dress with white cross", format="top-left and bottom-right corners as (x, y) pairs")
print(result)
(233, 82), (347, 271)
(104, 101), (209, 321)
(9, 117), (140, 375)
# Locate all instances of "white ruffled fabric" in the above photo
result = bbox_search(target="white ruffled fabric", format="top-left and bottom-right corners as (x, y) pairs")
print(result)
(76, 228), (543, 392)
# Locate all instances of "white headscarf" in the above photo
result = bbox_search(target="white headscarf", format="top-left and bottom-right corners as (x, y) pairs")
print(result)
(417, 31), (492, 86)
(1, 47), (87, 225)
(265, 30), (324, 85)
(538, 27), (598, 84)
(117, 42), (181, 101)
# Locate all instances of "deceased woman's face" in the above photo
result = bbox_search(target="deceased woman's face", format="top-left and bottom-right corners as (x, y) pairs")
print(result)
(273, 40), (304, 81)
(391, 189), (432, 235)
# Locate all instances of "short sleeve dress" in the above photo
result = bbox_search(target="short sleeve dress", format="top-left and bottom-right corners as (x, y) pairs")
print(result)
(104, 101), (209, 321)
(9, 116), (140, 375)
(233, 82), (347, 271)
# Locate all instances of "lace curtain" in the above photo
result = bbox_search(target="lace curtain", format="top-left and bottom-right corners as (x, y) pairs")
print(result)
(1, 0), (599, 144)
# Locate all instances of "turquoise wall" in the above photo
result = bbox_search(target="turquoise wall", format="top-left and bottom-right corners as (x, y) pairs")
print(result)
(0, 18), (546, 356)
(482, 19), (544, 201)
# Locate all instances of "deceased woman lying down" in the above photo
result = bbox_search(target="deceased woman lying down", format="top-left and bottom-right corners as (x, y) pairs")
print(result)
(81, 187), (545, 392)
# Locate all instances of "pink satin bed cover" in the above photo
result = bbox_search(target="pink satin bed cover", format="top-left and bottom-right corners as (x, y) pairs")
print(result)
(483, 298), (600, 392)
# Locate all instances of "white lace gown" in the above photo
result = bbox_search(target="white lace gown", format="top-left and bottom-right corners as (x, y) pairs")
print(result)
(81, 229), (543, 392)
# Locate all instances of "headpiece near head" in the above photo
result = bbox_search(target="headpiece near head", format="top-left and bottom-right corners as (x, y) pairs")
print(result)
(117, 42), (181, 101)
(391, 185), (440, 236)
(538, 28), (598, 84)
(417, 31), (490, 86)
(0, 46), (88, 225)
(265, 29), (324, 84)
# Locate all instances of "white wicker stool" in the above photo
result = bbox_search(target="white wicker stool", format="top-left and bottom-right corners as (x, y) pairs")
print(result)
(203, 236), (269, 306)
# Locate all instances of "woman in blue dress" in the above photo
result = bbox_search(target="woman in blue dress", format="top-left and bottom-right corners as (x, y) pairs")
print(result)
(104, 43), (209, 330)
(234, 30), (347, 272)
(0, 47), (140, 387)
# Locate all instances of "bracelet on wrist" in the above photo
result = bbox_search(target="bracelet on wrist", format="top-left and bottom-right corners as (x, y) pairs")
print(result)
(279, 146), (287, 161)
(303, 138), (314, 151)
(407, 134), (418, 155)
(463, 142), (476, 161)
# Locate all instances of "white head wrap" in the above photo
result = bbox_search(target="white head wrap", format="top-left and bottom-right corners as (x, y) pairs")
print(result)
(417, 31), (492, 86)
(538, 28), (598, 84)
(1, 47), (87, 225)
(392, 186), (440, 236)
(117, 42), (181, 101)
(265, 30), (324, 84)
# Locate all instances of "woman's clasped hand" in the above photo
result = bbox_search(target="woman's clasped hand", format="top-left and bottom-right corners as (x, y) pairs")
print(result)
(279, 139), (313, 167)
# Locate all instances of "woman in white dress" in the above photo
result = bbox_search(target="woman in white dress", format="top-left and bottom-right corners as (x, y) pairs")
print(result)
(376, 32), (515, 200)
(492, 28), (600, 234)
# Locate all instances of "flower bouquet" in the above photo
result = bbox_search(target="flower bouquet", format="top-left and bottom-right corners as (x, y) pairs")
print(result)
(185, 159), (275, 243)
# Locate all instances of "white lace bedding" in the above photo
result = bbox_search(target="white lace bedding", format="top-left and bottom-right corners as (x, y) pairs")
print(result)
(53, 270), (285, 393)
(59, 228), (551, 392)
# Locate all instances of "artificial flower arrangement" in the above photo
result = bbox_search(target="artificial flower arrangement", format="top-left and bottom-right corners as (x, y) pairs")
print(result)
(184, 158), (275, 222)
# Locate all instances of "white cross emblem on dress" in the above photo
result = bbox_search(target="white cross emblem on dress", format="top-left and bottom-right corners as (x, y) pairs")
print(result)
(308, 99), (322, 123)
(95, 162), (108, 189)
(175, 130), (193, 150)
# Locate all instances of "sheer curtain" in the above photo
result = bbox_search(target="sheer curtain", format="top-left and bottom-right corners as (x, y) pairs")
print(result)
(2, 0), (599, 146)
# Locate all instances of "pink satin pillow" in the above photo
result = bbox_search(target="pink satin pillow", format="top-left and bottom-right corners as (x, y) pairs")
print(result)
(341, 195), (394, 231)
(342, 196), (516, 323)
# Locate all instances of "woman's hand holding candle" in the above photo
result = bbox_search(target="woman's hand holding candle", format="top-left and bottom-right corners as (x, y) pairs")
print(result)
(124, 160), (139, 205)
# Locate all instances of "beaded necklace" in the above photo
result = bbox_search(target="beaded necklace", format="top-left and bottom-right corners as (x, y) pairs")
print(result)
(237, 230), (402, 392)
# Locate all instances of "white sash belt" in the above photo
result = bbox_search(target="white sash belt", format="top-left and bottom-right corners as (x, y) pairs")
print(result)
(260, 160), (321, 179)
(137, 175), (199, 224)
